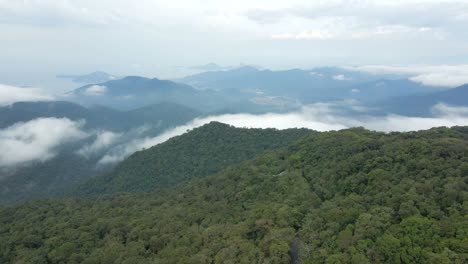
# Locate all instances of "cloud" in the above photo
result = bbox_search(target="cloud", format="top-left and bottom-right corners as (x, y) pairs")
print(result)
(98, 109), (347, 164)
(270, 24), (438, 41)
(1, 0), (467, 76)
(272, 30), (334, 40)
(0, 84), (54, 106)
(247, 1), (468, 32)
(84, 85), (108, 96)
(333, 74), (351, 81)
(0, 0), (125, 27)
(431, 103), (468, 117)
(76, 130), (121, 157)
(0, 118), (87, 167)
(344, 65), (468, 87)
(98, 101), (468, 164)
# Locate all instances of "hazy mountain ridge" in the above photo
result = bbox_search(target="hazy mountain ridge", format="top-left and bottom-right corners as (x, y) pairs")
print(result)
(176, 66), (448, 109)
(69, 74), (301, 113)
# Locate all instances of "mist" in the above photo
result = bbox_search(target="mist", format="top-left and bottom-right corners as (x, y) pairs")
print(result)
(0, 118), (87, 167)
(97, 102), (468, 164)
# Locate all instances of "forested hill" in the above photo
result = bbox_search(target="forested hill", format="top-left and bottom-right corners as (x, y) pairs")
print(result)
(1, 126), (467, 263)
(76, 122), (312, 195)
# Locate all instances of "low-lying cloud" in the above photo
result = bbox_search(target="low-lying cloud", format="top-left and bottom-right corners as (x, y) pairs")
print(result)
(84, 85), (108, 96)
(0, 84), (54, 106)
(76, 130), (122, 158)
(98, 102), (468, 164)
(345, 65), (468, 87)
(0, 118), (88, 167)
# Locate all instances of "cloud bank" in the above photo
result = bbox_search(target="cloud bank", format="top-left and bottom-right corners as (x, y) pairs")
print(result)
(0, 84), (54, 106)
(345, 65), (468, 87)
(84, 85), (108, 96)
(76, 130), (121, 158)
(0, 118), (87, 167)
(98, 102), (468, 164)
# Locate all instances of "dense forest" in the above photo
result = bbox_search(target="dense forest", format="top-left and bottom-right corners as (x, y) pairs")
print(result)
(1, 125), (467, 263)
(77, 122), (311, 195)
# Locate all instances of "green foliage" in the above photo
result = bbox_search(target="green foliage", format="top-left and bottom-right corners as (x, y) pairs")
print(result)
(1, 126), (467, 263)
(77, 122), (311, 195)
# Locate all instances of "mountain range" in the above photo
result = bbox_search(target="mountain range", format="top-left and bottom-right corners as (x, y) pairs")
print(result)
(2, 66), (468, 205)
(62, 67), (467, 117)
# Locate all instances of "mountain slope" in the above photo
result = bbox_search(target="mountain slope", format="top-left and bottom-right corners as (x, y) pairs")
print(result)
(77, 122), (311, 195)
(1, 126), (466, 263)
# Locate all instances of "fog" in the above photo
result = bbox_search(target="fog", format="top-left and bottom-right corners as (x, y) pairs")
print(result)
(98, 102), (468, 164)
(0, 118), (87, 167)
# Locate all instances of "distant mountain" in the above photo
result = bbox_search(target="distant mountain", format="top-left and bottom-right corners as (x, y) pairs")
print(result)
(57, 71), (118, 83)
(177, 66), (433, 104)
(70, 76), (208, 111)
(378, 84), (468, 116)
(69, 75), (298, 113)
(76, 122), (311, 195)
(348, 79), (440, 102)
(67, 69), (440, 114)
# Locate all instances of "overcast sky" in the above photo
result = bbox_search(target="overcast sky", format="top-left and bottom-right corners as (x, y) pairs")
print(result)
(1, 0), (468, 84)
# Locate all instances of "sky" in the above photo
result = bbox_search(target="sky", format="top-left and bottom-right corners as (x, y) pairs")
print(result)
(1, 0), (468, 87)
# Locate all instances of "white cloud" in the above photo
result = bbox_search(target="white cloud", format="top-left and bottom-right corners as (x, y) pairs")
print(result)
(77, 130), (121, 157)
(98, 108), (346, 164)
(333, 74), (351, 81)
(309, 71), (324, 77)
(345, 65), (468, 87)
(98, 101), (468, 164)
(431, 103), (468, 116)
(248, 1), (468, 32)
(0, 84), (54, 106)
(84, 85), (107, 96)
(272, 30), (334, 40)
(0, 118), (88, 167)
